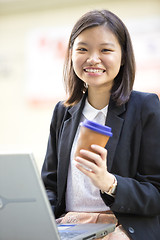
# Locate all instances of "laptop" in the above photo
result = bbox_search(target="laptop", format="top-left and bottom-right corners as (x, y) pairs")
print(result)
(0, 153), (116, 240)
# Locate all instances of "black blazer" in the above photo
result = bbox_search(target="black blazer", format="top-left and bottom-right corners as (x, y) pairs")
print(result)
(42, 90), (160, 240)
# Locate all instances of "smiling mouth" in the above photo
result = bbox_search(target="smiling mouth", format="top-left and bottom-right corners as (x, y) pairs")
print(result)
(84, 68), (105, 73)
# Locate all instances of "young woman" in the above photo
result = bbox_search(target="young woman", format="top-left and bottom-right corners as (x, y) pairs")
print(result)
(41, 10), (160, 239)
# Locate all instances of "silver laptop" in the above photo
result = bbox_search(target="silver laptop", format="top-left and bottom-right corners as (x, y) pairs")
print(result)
(0, 153), (115, 240)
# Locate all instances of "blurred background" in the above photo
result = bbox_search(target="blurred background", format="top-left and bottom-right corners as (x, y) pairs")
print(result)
(0, 0), (160, 171)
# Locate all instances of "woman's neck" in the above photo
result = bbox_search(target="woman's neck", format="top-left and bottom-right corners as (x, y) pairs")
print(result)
(87, 87), (111, 110)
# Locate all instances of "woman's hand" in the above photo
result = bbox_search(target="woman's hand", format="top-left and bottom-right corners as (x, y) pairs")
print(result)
(75, 144), (115, 192)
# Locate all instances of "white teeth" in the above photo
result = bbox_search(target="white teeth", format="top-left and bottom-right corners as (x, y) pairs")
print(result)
(85, 69), (104, 73)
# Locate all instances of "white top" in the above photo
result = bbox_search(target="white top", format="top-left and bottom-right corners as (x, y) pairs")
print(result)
(65, 98), (110, 212)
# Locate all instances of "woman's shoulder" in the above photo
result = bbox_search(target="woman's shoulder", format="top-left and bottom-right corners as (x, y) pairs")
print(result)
(129, 90), (159, 105)
(131, 90), (159, 99)
(54, 100), (67, 111)
(128, 90), (160, 116)
(52, 101), (69, 120)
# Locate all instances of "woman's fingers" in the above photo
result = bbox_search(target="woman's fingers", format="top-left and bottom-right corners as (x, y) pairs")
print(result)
(75, 159), (95, 177)
(91, 144), (107, 161)
(75, 155), (97, 173)
(76, 145), (107, 166)
(74, 145), (107, 175)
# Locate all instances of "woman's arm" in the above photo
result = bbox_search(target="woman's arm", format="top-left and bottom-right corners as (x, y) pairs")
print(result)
(41, 102), (62, 213)
(106, 94), (160, 216)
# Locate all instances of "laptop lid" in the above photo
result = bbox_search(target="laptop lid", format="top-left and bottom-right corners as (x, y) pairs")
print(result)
(0, 153), (115, 240)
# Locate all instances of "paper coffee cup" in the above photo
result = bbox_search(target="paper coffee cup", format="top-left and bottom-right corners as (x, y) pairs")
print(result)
(74, 120), (113, 161)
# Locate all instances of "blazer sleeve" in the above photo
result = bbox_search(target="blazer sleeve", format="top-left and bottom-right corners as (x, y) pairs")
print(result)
(41, 101), (64, 213)
(102, 93), (160, 217)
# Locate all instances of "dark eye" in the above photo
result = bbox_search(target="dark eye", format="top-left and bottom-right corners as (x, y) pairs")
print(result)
(77, 48), (87, 51)
(102, 49), (112, 52)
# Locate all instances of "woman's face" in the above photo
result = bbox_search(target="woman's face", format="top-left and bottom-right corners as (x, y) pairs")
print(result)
(71, 25), (122, 92)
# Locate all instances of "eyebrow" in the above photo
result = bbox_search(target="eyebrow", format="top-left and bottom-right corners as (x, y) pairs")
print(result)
(76, 41), (115, 47)
(76, 42), (88, 46)
(100, 43), (115, 47)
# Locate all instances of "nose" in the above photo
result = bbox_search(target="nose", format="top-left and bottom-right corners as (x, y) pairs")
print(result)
(86, 52), (101, 65)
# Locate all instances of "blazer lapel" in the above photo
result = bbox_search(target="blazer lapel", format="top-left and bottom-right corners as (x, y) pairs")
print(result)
(57, 95), (86, 201)
(105, 100), (126, 172)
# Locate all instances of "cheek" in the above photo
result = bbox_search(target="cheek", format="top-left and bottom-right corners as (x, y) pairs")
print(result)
(72, 58), (79, 74)
(106, 54), (122, 69)
(72, 56), (84, 74)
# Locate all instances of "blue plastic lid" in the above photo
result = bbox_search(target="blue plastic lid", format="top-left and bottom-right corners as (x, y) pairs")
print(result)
(80, 120), (113, 137)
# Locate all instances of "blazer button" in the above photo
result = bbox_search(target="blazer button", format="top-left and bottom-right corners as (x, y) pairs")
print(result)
(128, 227), (134, 234)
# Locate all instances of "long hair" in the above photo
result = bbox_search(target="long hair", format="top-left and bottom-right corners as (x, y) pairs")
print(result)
(63, 10), (135, 106)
